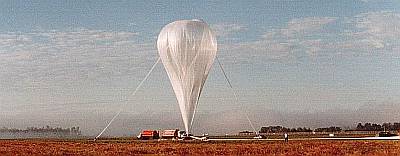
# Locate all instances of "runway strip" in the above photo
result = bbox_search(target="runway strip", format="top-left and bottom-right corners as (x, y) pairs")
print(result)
(208, 136), (400, 141)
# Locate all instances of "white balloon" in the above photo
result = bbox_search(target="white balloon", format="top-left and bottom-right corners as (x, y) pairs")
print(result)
(157, 19), (217, 133)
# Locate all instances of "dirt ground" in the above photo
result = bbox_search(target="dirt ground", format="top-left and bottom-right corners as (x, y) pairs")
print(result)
(0, 139), (399, 155)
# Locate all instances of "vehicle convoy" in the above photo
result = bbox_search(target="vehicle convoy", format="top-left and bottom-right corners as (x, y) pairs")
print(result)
(138, 129), (185, 140)
(138, 129), (208, 141)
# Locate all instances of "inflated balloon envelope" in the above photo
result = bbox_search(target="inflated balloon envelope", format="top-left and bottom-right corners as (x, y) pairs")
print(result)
(157, 19), (217, 134)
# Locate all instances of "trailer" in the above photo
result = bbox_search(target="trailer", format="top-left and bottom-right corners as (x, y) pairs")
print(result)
(161, 129), (179, 140)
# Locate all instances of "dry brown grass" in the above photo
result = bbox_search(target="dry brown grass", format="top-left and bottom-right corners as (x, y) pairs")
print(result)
(0, 139), (399, 155)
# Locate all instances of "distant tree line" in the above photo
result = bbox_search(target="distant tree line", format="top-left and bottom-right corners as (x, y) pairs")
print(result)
(0, 126), (81, 135)
(260, 122), (400, 133)
(260, 126), (312, 133)
(354, 122), (400, 131)
(314, 127), (342, 132)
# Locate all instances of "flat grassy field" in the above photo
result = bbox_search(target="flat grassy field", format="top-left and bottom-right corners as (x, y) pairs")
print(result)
(0, 139), (399, 155)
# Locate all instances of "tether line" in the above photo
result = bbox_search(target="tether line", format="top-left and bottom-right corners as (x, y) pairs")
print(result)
(216, 56), (257, 134)
(94, 57), (161, 140)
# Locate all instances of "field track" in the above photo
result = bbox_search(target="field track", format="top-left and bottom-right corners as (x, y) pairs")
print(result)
(0, 139), (400, 155)
(209, 136), (400, 141)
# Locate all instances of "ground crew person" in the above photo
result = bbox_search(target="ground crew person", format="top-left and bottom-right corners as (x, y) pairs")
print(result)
(284, 133), (288, 142)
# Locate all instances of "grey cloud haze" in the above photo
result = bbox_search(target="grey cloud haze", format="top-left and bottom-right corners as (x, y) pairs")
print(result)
(211, 23), (247, 38)
(218, 11), (400, 65)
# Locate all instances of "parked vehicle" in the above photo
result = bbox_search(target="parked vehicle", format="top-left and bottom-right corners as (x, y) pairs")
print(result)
(378, 131), (397, 137)
(137, 130), (159, 140)
(161, 129), (179, 139)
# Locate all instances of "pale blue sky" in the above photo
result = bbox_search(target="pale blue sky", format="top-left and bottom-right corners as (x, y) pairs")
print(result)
(1, 0), (400, 136)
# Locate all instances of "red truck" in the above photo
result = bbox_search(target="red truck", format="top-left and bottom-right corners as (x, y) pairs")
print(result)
(137, 130), (160, 140)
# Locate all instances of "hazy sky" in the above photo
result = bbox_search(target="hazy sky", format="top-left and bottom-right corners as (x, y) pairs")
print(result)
(1, 0), (400, 136)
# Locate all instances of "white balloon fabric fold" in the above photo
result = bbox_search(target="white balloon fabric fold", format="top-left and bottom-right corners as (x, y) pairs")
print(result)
(157, 19), (217, 133)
